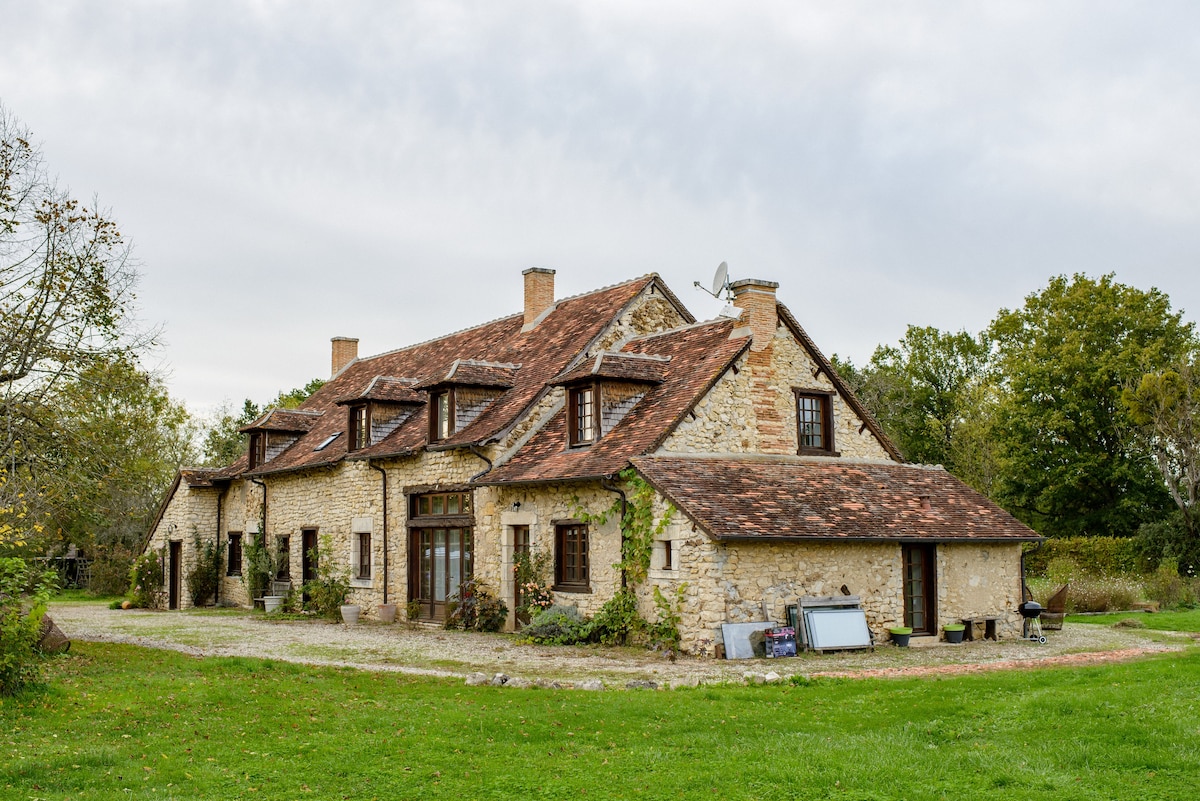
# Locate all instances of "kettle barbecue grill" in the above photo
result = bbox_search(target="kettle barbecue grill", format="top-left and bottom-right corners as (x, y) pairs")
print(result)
(1018, 600), (1048, 643)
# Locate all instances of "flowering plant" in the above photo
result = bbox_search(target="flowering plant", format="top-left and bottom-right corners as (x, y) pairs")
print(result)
(513, 548), (554, 624)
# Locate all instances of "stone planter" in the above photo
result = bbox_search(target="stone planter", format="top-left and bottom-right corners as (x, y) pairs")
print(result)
(340, 604), (361, 625)
(889, 627), (912, 647)
(263, 595), (286, 614)
(377, 603), (397, 624)
(943, 624), (966, 644)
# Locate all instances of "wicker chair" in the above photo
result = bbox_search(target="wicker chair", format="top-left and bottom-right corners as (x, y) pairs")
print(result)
(1040, 584), (1069, 631)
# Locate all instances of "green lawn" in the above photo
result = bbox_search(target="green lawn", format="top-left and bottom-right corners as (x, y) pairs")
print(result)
(2, 643), (1198, 800)
(1066, 608), (1200, 631)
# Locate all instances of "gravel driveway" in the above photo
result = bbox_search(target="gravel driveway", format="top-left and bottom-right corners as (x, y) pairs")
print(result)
(47, 601), (1186, 688)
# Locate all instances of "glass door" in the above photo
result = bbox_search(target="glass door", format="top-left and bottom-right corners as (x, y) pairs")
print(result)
(902, 544), (937, 634)
(410, 527), (472, 621)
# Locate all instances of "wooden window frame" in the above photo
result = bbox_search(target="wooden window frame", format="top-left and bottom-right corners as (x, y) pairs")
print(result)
(794, 389), (838, 456)
(248, 432), (267, 469)
(568, 383), (600, 447)
(276, 535), (291, 581)
(355, 531), (372, 580)
(226, 532), (243, 576)
(348, 404), (371, 451)
(410, 491), (473, 520)
(554, 522), (590, 592)
(429, 389), (455, 443)
(662, 538), (673, 571)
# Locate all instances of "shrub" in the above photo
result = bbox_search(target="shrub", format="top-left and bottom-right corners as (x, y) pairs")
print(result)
(1135, 514), (1200, 575)
(127, 551), (164, 608)
(0, 557), (57, 696)
(647, 584), (686, 652)
(1063, 575), (1143, 613)
(186, 534), (223, 607)
(1143, 559), (1197, 608)
(590, 588), (644, 646)
(1023, 537), (1142, 577)
(86, 543), (136, 597)
(445, 579), (508, 633)
(302, 534), (350, 621)
(522, 604), (593, 645)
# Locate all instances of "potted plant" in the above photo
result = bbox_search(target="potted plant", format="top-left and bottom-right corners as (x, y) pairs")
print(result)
(888, 626), (913, 647)
(943, 623), (966, 644)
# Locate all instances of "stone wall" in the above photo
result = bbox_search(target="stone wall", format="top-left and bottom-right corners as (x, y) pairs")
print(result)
(656, 525), (1024, 654)
(590, 291), (688, 354)
(659, 325), (893, 460)
(143, 481), (220, 610)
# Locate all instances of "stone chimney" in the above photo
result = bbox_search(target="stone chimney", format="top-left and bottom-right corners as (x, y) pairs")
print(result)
(522, 267), (556, 329)
(331, 337), (359, 377)
(730, 278), (780, 351)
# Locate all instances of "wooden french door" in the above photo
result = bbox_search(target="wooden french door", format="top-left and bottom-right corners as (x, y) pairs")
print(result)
(902, 544), (937, 634)
(409, 527), (472, 621)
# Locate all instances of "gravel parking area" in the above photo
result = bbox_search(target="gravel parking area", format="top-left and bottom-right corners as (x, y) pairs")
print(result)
(47, 601), (1187, 687)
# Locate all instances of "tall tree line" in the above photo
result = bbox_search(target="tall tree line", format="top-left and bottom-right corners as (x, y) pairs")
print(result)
(835, 274), (1200, 566)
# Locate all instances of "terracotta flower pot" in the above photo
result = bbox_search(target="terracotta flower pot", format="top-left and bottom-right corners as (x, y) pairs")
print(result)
(377, 603), (397, 624)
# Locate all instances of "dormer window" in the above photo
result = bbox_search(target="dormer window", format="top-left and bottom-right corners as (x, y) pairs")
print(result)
(349, 404), (370, 451)
(249, 432), (266, 469)
(430, 390), (454, 442)
(569, 384), (598, 446)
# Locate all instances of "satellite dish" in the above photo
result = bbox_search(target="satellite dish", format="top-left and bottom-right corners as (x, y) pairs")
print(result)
(712, 262), (729, 296)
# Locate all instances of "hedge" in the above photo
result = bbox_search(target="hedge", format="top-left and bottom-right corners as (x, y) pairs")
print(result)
(1022, 536), (1143, 577)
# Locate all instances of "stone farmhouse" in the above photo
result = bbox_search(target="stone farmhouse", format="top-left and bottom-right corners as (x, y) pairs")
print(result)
(145, 269), (1038, 652)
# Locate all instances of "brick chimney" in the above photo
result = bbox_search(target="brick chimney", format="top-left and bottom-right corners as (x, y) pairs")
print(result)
(522, 268), (556, 329)
(331, 337), (359, 377)
(730, 278), (780, 351)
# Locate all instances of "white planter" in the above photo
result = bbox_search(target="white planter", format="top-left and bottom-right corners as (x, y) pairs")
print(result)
(263, 595), (285, 613)
(340, 604), (361, 625)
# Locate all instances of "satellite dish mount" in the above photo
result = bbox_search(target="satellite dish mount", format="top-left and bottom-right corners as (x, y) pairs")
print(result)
(694, 261), (732, 301)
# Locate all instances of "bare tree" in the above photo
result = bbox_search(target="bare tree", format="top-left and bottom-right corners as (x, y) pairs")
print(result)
(1, 103), (155, 550)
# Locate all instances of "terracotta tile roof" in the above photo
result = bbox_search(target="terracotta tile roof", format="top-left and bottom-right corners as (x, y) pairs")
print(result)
(242, 276), (672, 476)
(180, 468), (222, 488)
(239, 408), (323, 434)
(551, 352), (669, 386)
(482, 320), (751, 484)
(776, 302), (903, 462)
(410, 360), (520, 390)
(334, 376), (424, 406)
(632, 456), (1040, 542)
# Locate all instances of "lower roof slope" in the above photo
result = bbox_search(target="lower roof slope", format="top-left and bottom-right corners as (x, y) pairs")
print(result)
(633, 455), (1040, 542)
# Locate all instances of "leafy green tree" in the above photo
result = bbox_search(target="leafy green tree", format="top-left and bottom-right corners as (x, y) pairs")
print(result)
(1123, 353), (1200, 541)
(41, 356), (196, 550)
(989, 274), (1192, 538)
(839, 326), (989, 469)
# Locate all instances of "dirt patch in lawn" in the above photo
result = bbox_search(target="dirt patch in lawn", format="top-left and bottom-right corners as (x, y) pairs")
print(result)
(47, 601), (1190, 687)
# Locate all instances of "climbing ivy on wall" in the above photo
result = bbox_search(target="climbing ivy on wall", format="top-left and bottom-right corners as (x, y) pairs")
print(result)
(573, 467), (675, 589)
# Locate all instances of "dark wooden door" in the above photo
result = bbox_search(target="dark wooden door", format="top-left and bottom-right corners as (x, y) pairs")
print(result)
(902, 544), (937, 634)
(168, 541), (182, 610)
(409, 527), (472, 621)
(301, 529), (318, 604)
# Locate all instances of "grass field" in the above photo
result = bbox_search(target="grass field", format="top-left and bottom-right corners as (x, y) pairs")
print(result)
(3, 643), (1198, 800)
(1066, 608), (1200, 632)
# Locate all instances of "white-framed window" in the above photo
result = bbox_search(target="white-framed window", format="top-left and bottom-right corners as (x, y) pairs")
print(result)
(350, 517), (373, 587)
(650, 535), (681, 578)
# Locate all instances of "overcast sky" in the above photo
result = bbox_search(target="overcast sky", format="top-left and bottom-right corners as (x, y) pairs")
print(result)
(4, 1), (1199, 418)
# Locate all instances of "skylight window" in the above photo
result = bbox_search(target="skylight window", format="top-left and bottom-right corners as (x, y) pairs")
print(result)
(314, 432), (342, 451)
